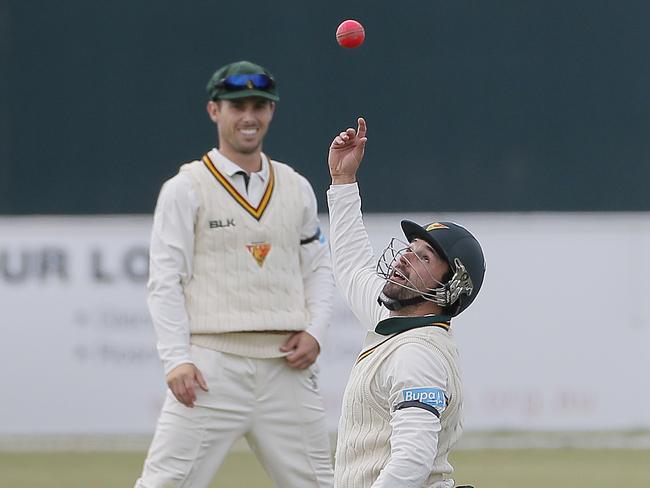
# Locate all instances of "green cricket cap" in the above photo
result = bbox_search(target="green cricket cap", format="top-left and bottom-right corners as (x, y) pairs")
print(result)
(206, 60), (279, 102)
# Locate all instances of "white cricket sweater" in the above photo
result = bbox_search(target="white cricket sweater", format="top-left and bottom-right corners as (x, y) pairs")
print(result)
(328, 183), (466, 487)
(180, 155), (308, 335)
(335, 327), (462, 488)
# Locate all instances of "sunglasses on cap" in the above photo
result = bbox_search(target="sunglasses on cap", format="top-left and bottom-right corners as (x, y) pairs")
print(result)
(216, 73), (276, 91)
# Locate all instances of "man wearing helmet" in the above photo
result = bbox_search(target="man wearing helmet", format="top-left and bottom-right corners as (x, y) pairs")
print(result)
(327, 118), (485, 488)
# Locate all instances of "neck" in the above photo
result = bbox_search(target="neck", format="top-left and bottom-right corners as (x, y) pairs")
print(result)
(388, 301), (442, 317)
(219, 147), (263, 173)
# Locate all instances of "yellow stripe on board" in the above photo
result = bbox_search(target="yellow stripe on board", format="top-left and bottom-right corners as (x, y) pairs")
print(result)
(202, 154), (274, 221)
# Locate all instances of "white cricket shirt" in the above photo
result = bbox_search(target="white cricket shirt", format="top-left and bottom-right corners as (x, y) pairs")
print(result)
(328, 182), (460, 488)
(148, 148), (333, 374)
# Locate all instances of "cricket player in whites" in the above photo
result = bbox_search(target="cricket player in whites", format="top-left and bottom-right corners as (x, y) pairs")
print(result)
(327, 118), (485, 487)
(135, 61), (334, 487)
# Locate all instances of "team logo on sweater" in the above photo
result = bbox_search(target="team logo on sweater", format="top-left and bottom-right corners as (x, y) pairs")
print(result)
(246, 242), (271, 267)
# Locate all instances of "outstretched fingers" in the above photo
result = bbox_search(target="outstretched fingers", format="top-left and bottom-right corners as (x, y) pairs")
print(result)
(357, 117), (367, 140)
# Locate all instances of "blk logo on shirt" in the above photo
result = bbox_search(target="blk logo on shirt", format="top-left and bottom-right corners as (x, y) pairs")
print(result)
(209, 219), (235, 229)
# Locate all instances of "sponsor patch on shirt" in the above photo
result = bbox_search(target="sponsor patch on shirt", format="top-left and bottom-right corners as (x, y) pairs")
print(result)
(402, 387), (446, 411)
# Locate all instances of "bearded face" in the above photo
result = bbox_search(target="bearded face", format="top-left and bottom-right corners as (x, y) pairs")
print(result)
(378, 238), (450, 303)
(381, 260), (423, 301)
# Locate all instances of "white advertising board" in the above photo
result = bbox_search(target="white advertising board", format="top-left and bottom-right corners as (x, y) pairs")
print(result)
(1, 213), (649, 434)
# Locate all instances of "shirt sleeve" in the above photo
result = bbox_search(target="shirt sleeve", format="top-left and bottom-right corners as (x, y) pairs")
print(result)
(327, 183), (386, 329)
(297, 174), (334, 348)
(371, 342), (449, 487)
(147, 172), (199, 375)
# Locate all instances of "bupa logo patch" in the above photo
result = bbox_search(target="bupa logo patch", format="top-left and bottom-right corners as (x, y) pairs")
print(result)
(402, 387), (446, 410)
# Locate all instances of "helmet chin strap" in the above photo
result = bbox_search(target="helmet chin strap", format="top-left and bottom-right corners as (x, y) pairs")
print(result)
(377, 292), (427, 311)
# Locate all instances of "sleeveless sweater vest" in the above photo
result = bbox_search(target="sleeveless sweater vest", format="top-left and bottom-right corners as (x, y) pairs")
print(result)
(179, 156), (308, 337)
(334, 327), (463, 488)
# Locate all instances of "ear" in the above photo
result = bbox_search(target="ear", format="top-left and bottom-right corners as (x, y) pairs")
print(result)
(206, 100), (220, 124)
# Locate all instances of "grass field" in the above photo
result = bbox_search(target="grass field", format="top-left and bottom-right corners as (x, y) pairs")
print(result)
(1, 448), (649, 487)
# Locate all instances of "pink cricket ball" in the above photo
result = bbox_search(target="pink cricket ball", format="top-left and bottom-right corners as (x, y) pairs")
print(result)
(336, 19), (365, 49)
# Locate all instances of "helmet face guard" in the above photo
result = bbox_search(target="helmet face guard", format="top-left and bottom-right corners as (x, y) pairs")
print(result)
(376, 220), (485, 316)
(376, 238), (474, 309)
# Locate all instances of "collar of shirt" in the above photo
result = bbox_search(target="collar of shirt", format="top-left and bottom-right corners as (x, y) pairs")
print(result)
(374, 314), (452, 335)
(207, 147), (269, 186)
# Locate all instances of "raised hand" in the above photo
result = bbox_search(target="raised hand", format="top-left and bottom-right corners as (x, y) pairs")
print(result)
(328, 117), (367, 184)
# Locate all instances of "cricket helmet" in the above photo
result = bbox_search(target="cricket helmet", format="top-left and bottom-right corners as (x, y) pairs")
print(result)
(378, 220), (486, 316)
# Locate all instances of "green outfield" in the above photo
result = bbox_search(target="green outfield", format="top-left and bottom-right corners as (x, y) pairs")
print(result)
(1, 448), (649, 487)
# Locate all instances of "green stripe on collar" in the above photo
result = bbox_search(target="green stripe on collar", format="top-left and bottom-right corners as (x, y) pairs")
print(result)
(375, 314), (452, 336)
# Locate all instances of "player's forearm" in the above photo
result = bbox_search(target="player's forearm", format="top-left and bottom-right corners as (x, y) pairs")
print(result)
(147, 249), (194, 374)
(372, 410), (440, 487)
(326, 183), (376, 279)
(327, 183), (385, 327)
(148, 173), (198, 374)
(147, 279), (193, 374)
(301, 241), (334, 347)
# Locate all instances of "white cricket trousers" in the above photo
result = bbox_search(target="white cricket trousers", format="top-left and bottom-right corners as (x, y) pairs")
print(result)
(135, 345), (333, 488)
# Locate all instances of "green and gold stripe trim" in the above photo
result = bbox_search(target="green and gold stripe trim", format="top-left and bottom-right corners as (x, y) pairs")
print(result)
(374, 314), (451, 336)
(202, 154), (274, 221)
(356, 334), (396, 363)
(357, 319), (451, 364)
(429, 322), (450, 331)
